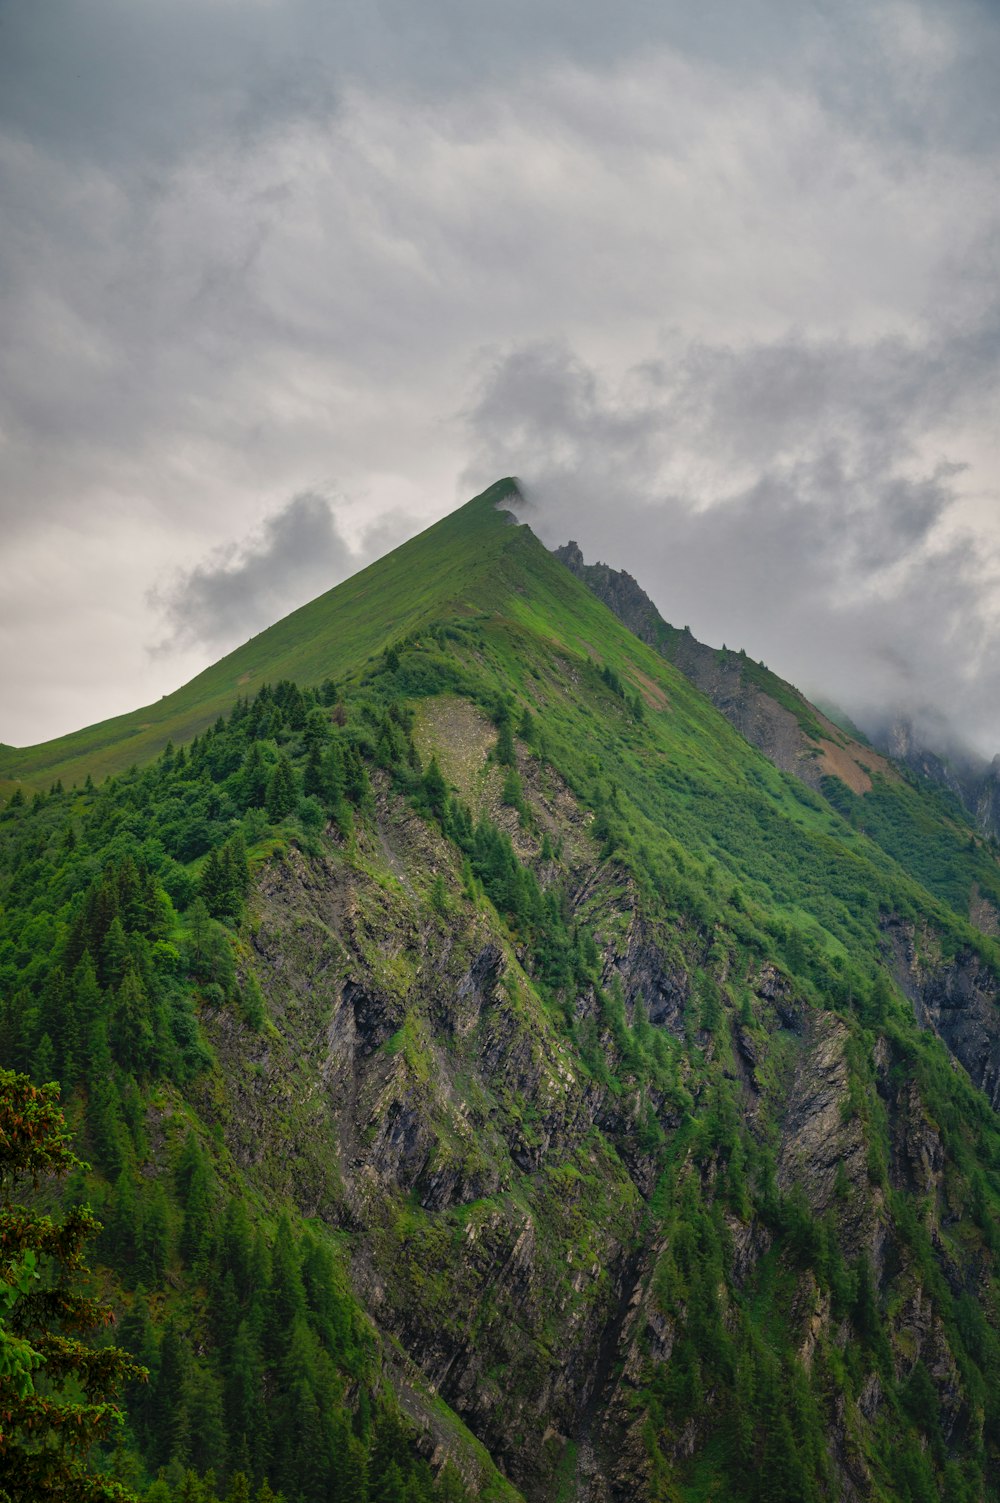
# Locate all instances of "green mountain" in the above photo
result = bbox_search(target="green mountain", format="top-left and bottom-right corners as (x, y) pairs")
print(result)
(0, 480), (532, 797)
(553, 539), (1000, 936)
(2, 479), (1000, 1503)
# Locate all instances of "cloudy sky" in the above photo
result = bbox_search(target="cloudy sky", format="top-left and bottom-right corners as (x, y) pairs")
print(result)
(1, 1), (998, 754)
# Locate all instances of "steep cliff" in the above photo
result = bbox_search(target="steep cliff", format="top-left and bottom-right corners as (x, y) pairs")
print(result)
(2, 483), (1000, 1503)
(873, 716), (1000, 842)
(551, 542), (889, 795)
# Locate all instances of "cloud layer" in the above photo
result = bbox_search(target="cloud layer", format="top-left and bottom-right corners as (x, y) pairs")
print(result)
(464, 326), (1000, 755)
(1, 1), (998, 748)
(149, 492), (356, 655)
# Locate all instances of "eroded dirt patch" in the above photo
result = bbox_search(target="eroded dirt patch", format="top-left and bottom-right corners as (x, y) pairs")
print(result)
(413, 696), (495, 806)
(626, 665), (670, 711)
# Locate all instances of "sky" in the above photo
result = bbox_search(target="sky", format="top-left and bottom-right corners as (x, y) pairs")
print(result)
(1, 1), (999, 754)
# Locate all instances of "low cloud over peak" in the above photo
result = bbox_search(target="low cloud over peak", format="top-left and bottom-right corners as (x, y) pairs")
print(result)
(2, 0), (999, 746)
(464, 326), (1000, 758)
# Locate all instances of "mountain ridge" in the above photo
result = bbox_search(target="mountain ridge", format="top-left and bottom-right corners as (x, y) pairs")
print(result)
(552, 538), (896, 796)
(0, 479), (525, 795)
(551, 538), (1000, 846)
(2, 482), (1000, 1501)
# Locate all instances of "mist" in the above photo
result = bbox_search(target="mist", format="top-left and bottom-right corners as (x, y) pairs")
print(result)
(2, 0), (999, 747)
(464, 332), (1000, 760)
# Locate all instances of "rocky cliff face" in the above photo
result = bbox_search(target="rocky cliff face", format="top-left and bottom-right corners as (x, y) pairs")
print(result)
(196, 696), (1000, 1500)
(6, 486), (1000, 1503)
(874, 715), (1000, 840)
(553, 542), (891, 798)
(880, 916), (1000, 1110)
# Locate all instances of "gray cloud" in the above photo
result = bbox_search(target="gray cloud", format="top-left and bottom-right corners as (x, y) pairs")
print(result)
(149, 492), (357, 654)
(464, 327), (1000, 756)
(1, 0), (999, 746)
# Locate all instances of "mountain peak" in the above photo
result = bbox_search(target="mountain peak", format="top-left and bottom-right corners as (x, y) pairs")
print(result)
(0, 479), (549, 794)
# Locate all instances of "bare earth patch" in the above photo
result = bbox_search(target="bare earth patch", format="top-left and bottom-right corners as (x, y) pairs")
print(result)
(413, 695), (599, 871)
(970, 884), (1000, 938)
(626, 664), (670, 710)
(812, 736), (896, 795)
(413, 697), (494, 805)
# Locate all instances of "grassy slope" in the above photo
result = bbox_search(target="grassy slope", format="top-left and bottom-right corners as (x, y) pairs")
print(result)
(567, 544), (1000, 926)
(6, 476), (1000, 946)
(0, 480), (524, 795)
(5, 479), (1000, 1498)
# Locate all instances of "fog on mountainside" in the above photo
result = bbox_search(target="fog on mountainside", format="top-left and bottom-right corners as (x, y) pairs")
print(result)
(461, 338), (1000, 764)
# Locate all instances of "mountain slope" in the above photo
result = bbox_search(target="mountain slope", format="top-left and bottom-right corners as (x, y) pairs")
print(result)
(873, 716), (1000, 843)
(552, 540), (894, 795)
(554, 539), (1000, 938)
(0, 480), (524, 796)
(3, 481), (1000, 1503)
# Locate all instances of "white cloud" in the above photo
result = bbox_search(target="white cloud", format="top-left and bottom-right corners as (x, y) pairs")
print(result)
(0, 0), (998, 747)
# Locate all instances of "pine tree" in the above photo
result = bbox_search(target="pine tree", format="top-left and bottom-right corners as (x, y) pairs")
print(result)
(265, 757), (297, 821)
(104, 1168), (139, 1274)
(240, 744), (269, 810)
(493, 704), (516, 766)
(199, 846), (227, 916)
(0, 1070), (145, 1501)
(102, 915), (131, 991)
(110, 963), (155, 1075)
(153, 1319), (192, 1469)
(177, 1133), (213, 1270)
(421, 759), (447, 822)
(138, 1180), (172, 1284)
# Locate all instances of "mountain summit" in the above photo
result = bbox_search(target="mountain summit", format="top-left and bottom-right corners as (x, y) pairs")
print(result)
(2, 482), (1000, 1502)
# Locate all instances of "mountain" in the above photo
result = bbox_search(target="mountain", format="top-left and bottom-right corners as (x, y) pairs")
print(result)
(554, 539), (1000, 851)
(870, 716), (1000, 843)
(555, 539), (1000, 937)
(551, 540), (887, 795)
(0, 481), (533, 798)
(2, 480), (1000, 1503)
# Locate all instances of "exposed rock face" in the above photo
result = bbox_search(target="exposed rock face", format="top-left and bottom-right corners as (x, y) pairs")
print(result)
(552, 544), (663, 650)
(881, 916), (1000, 1109)
(195, 700), (999, 1501)
(776, 1014), (879, 1258)
(202, 793), (651, 1499)
(874, 715), (1000, 839)
(553, 542), (889, 795)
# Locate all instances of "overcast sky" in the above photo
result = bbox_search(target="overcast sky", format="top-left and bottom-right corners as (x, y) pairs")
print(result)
(2, 1), (998, 754)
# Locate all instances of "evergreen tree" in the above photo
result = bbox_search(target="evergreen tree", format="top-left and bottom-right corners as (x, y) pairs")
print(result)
(111, 963), (155, 1076)
(265, 757), (297, 821)
(177, 1133), (213, 1270)
(421, 759), (447, 822)
(0, 1070), (145, 1501)
(239, 744), (269, 810)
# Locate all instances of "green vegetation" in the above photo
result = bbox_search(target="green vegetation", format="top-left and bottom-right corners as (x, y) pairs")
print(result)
(0, 480), (525, 796)
(0, 684), (500, 1500)
(0, 1069), (144, 1502)
(1, 482), (999, 1500)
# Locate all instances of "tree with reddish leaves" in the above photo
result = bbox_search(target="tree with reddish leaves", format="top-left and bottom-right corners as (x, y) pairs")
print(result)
(0, 1068), (145, 1502)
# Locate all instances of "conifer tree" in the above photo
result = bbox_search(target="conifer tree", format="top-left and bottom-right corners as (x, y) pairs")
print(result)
(0, 1070), (145, 1501)
(421, 759), (447, 822)
(239, 744), (269, 810)
(265, 757), (297, 821)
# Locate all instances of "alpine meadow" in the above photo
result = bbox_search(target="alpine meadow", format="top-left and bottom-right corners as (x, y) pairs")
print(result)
(2, 480), (1000, 1503)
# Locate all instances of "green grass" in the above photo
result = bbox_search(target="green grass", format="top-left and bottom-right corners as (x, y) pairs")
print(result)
(5, 479), (1000, 1500)
(0, 479), (524, 794)
(6, 474), (997, 982)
